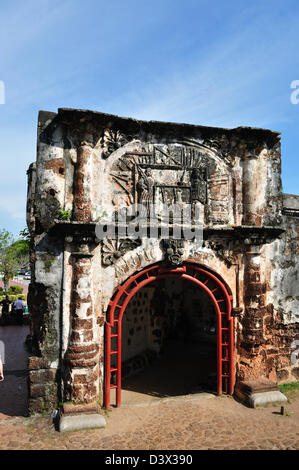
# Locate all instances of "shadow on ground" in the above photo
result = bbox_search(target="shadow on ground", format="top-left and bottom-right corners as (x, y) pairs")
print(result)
(0, 326), (29, 417)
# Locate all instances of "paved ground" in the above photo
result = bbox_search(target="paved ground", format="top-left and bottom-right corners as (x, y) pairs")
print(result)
(0, 391), (298, 450)
(0, 326), (29, 418)
(0, 325), (298, 450)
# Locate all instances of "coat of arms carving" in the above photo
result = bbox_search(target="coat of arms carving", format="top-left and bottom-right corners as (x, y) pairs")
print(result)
(110, 144), (208, 224)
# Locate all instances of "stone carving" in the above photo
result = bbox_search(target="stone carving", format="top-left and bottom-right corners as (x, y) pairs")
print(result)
(113, 246), (156, 279)
(102, 238), (142, 266)
(137, 167), (155, 218)
(72, 236), (94, 257)
(179, 136), (236, 166)
(203, 240), (237, 267)
(101, 129), (128, 159)
(191, 167), (207, 204)
(161, 239), (185, 266)
(110, 144), (208, 220)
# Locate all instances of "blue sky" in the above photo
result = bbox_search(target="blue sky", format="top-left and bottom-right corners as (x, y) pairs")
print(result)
(0, 0), (298, 237)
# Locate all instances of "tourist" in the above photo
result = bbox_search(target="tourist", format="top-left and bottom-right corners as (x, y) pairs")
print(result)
(13, 297), (24, 326)
(1, 295), (11, 317)
(0, 357), (3, 382)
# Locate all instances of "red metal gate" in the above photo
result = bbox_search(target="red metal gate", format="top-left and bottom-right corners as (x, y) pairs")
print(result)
(104, 262), (233, 409)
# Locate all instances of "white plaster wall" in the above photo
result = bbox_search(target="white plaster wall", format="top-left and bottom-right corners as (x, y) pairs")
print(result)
(266, 220), (299, 325)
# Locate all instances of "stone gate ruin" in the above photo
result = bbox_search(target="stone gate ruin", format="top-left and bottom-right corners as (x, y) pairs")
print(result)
(26, 109), (299, 413)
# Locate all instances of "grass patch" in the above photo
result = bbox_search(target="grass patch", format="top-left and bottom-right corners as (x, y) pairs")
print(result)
(279, 381), (299, 400)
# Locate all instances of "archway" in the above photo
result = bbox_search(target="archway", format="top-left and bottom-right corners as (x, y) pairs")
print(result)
(104, 262), (233, 409)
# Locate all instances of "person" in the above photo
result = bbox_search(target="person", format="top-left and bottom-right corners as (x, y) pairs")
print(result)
(13, 297), (24, 326)
(1, 295), (11, 318)
(0, 357), (3, 382)
(137, 168), (154, 219)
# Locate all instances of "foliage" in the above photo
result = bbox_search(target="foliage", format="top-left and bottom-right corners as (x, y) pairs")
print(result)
(0, 229), (14, 252)
(1, 250), (19, 290)
(8, 285), (23, 294)
(0, 228), (30, 290)
(0, 294), (27, 302)
(57, 209), (71, 221)
(12, 228), (30, 262)
(0, 229), (17, 291)
(11, 239), (29, 258)
(19, 228), (30, 242)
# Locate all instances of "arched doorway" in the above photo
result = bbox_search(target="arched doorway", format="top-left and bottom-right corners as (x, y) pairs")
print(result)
(104, 262), (233, 409)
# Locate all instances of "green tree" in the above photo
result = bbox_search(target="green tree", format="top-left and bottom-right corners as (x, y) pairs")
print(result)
(0, 229), (13, 251)
(0, 229), (15, 291)
(19, 228), (30, 243)
(1, 248), (19, 291)
(0, 229), (30, 291)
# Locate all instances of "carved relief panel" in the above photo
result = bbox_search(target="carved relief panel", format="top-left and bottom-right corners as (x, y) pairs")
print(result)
(110, 144), (211, 224)
(109, 142), (234, 227)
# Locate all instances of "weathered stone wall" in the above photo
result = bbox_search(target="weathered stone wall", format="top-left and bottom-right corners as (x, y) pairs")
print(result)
(269, 221), (299, 324)
(26, 108), (298, 412)
(28, 109), (283, 233)
(27, 232), (63, 413)
(264, 195), (299, 382)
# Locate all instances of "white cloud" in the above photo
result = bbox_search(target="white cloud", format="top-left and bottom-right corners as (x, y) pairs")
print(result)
(103, 7), (299, 130)
(0, 195), (26, 220)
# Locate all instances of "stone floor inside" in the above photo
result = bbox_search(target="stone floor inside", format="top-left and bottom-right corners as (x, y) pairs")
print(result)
(121, 338), (217, 405)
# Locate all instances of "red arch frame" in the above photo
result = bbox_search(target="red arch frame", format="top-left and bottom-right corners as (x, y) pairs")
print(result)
(104, 262), (234, 409)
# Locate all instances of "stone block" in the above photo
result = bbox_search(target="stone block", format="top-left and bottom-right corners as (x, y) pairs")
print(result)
(62, 403), (102, 416)
(249, 391), (287, 408)
(74, 374), (87, 384)
(235, 376), (288, 408)
(28, 356), (50, 370)
(238, 376), (279, 394)
(30, 384), (46, 398)
(72, 318), (93, 330)
(59, 414), (106, 432)
(29, 369), (56, 384)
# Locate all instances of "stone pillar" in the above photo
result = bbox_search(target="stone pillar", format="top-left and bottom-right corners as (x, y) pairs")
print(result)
(242, 153), (265, 226)
(64, 238), (100, 403)
(241, 244), (266, 351)
(236, 244), (289, 406)
(73, 141), (93, 223)
(237, 242), (270, 384)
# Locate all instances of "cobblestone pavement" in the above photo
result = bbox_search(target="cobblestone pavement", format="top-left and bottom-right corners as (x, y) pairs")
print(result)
(0, 391), (298, 450)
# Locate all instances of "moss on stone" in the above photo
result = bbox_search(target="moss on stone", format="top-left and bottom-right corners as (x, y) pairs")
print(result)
(40, 253), (56, 272)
